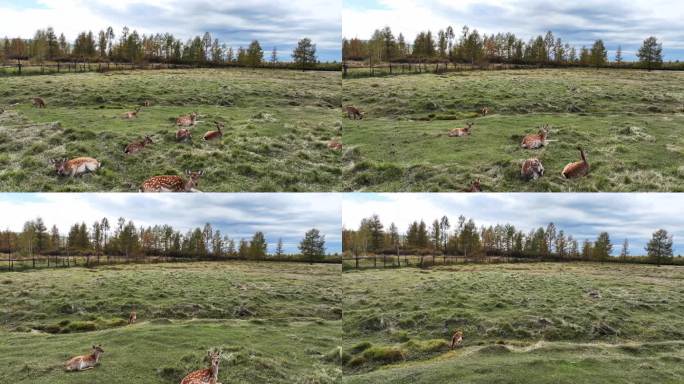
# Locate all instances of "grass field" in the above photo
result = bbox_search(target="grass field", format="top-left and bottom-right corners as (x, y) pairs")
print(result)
(0, 68), (341, 192)
(342, 263), (684, 383)
(342, 68), (684, 191)
(0, 261), (342, 383)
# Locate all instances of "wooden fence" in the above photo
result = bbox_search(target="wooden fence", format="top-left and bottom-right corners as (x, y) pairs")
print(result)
(0, 62), (196, 76)
(342, 61), (535, 78)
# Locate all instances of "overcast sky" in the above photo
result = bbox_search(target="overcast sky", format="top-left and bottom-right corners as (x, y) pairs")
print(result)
(343, 0), (684, 61)
(0, 193), (342, 254)
(343, 193), (684, 256)
(0, 0), (342, 61)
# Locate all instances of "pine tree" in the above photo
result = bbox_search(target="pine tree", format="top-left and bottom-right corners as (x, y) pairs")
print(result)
(299, 228), (326, 262)
(292, 38), (316, 70)
(249, 232), (267, 259)
(646, 229), (673, 266)
(275, 238), (284, 257)
(637, 36), (663, 71)
(615, 45), (623, 66)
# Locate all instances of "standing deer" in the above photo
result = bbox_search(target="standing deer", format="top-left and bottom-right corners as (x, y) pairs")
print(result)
(32, 97), (46, 108)
(203, 122), (224, 141)
(345, 106), (363, 120)
(180, 351), (222, 384)
(561, 147), (590, 178)
(176, 128), (192, 142)
(328, 138), (342, 150)
(449, 330), (464, 350)
(448, 123), (473, 137)
(140, 170), (204, 192)
(124, 136), (153, 154)
(465, 178), (482, 192)
(480, 107), (490, 116)
(521, 158), (545, 180)
(128, 307), (137, 325)
(123, 107), (141, 119)
(521, 125), (549, 149)
(50, 157), (101, 177)
(64, 345), (104, 372)
(141, 100), (152, 107)
(176, 112), (198, 127)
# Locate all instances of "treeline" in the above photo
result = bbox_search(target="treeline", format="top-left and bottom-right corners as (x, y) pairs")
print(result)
(0, 217), (329, 261)
(342, 214), (678, 266)
(343, 26), (674, 70)
(1, 26), (322, 69)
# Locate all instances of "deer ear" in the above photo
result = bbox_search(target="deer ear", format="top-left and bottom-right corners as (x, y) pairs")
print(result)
(198, 170), (204, 176)
(185, 170), (192, 176)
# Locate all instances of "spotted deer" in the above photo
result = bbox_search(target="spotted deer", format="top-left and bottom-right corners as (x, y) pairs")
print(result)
(561, 147), (589, 178)
(140, 170), (204, 192)
(123, 107), (141, 119)
(521, 158), (545, 180)
(448, 122), (473, 137)
(521, 125), (549, 149)
(176, 128), (192, 142)
(345, 106), (363, 120)
(449, 330), (464, 350)
(203, 122), (223, 141)
(50, 157), (101, 177)
(328, 138), (342, 150)
(480, 106), (490, 116)
(180, 351), (222, 384)
(64, 345), (104, 372)
(465, 178), (482, 192)
(124, 136), (153, 154)
(32, 97), (46, 108)
(128, 307), (137, 325)
(176, 112), (198, 127)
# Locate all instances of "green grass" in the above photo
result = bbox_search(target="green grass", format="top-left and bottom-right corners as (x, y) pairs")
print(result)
(342, 263), (684, 383)
(0, 261), (342, 383)
(0, 68), (342, 191)
(342, 68), (684, 191)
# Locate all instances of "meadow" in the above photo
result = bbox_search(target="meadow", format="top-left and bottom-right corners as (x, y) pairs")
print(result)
(0, 68), (341, 192)
(0, 261), (342, 383)
(342, 68), (684, 192)
(342, 263), (684, 383)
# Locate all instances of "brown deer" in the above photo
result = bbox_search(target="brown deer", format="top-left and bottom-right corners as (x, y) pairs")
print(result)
(32, 97), (46, 108)
(328, 138), (342, 150)
(449, 330), (464, 350)
(123, 107), (141, 119)
(124, 136), (153, 154)
(64, 345), (104, 372)
(128, 307), (137, 325)
(176, 128), (192, 142)
(521, 124), (549, 149)
(140, 170), (204, 192)
(176, 112), (198, 127)
(180, 350), (222, 384)
(448, 122), (473, 137)
(521, 158), (545, 180)
(561, 147), (590, 178)
(480, 106), (490, 116)
(141, 100), (152, 107)
(465, 178), (482, 192)
(345, 106), (363, 120)
(203, 122), (224, 141)
(50, 157), (101, 177)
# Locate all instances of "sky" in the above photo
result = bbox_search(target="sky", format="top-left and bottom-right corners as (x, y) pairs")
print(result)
(343, 193), (684, 256)
(343, 0), (684, 61)
(0, 193), (342, 254)
(0, 0), (342, 61)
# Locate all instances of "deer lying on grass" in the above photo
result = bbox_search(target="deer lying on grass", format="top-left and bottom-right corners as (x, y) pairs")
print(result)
(176, 112), (198, 127)
(32, 97), (46, 108)
(176, 128), (192, 142)
(448, 122), (473, 137)
(124, 136), (153, 154)
(480, 107), (490, 116)
(449, 330), (464, 350)
(64, 345), (104, 372)
(521, 158), (545, 180)
(140, 170), (204, 192)
(50, 157), (101, 177)
(181, 350), (222, 384)
(465, 178), (482, 192)
(561, 147), (589, 178)
(123, 107), (141, 119)
(203, 122), (223, 141)
(521, 125), (549, 149)
(345, 106), (363, 120)
(128, 307), (137, 325)
(328, 138), (342, 150)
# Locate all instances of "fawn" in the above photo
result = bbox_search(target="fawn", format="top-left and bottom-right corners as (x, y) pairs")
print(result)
(140, 170), (204, 192)
(449, 330), (464, 349)
(561, 147), (589, 178)
(176, 128), (192, 142)
(141, 100), (152, 107)
(181, 351), (222, 384)
(521, 124), (549, 149)
(128, 307), (137, 324)
(32, 97), (46, 108)
(203, 122), (224, 141)
(465, 178), (482, 192)
(50, 157), (100, 177)
(521, 158), (545, 180)
(345, 106), (363, 120)
(123, 107), (141, 119)
(480, 106), (490, 116)
(124, 136), (153, 154)
(64, 345), (104, 372)
(448, 123), (473, 137)
(176, 112), (198, 127)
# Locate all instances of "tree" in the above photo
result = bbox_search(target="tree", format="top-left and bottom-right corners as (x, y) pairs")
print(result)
(590, 39), (607, 68)
(292, 38), (316, 70)
(593, 232), (612, 261)
(299, 228), (326, 262)
(249, 231), (267, 259)
(646, 229), (673, 266)
(619, 239), (629, 259)
(270, 46), (278, 67)
(637, 36), (663, 71)
(246, 40), (263, 67)
(614, 45), (623, 66)
(275, 238), (284, 257)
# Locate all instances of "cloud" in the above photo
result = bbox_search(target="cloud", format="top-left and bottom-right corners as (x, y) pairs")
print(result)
(343, 193), (684, 256)
(0, 0), (342, 61)
(343, 0), (684, 60)
(0, 193), (342, 254)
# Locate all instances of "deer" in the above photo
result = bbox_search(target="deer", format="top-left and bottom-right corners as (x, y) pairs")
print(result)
(32, 97), (46, 108)
(140, 170), (204, 192)
(561, 146), (590, 179)
(124, 136), (153, 154)
(480, 106), (490, 116)
(345, 106), (363, 120)
(123, 107), (141, 119)
(328, 138), (342, 151)
(64, 345), (104, 372)
(521, 124), (550, 149)
(465, 178), (482, 192)
(180, 350), (222, 384)
(176, 128), (192, 142)
(128, 307), (137, 325)
(521, 158), (545, 180)
(203, 122), (224, 141)
(50, 157), (101, 177)
(448, 122), (473, 137)
(141, 100), (152, 107)
(176, 112), (198, 127)
(449, 330), (464, 350)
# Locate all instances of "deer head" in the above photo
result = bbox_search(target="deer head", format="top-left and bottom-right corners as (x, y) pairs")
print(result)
(185, 170), (204, 191)
(214, 121), (224, 132)
(49, 158), (69, 176)
(143, 136), (153, 145)
(578, 146), (587, 163)
(465, 122), (474, 131)
(539, 124), (549, 138)
(208, 350), (221, 377)
(91, 345), (104, 356)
